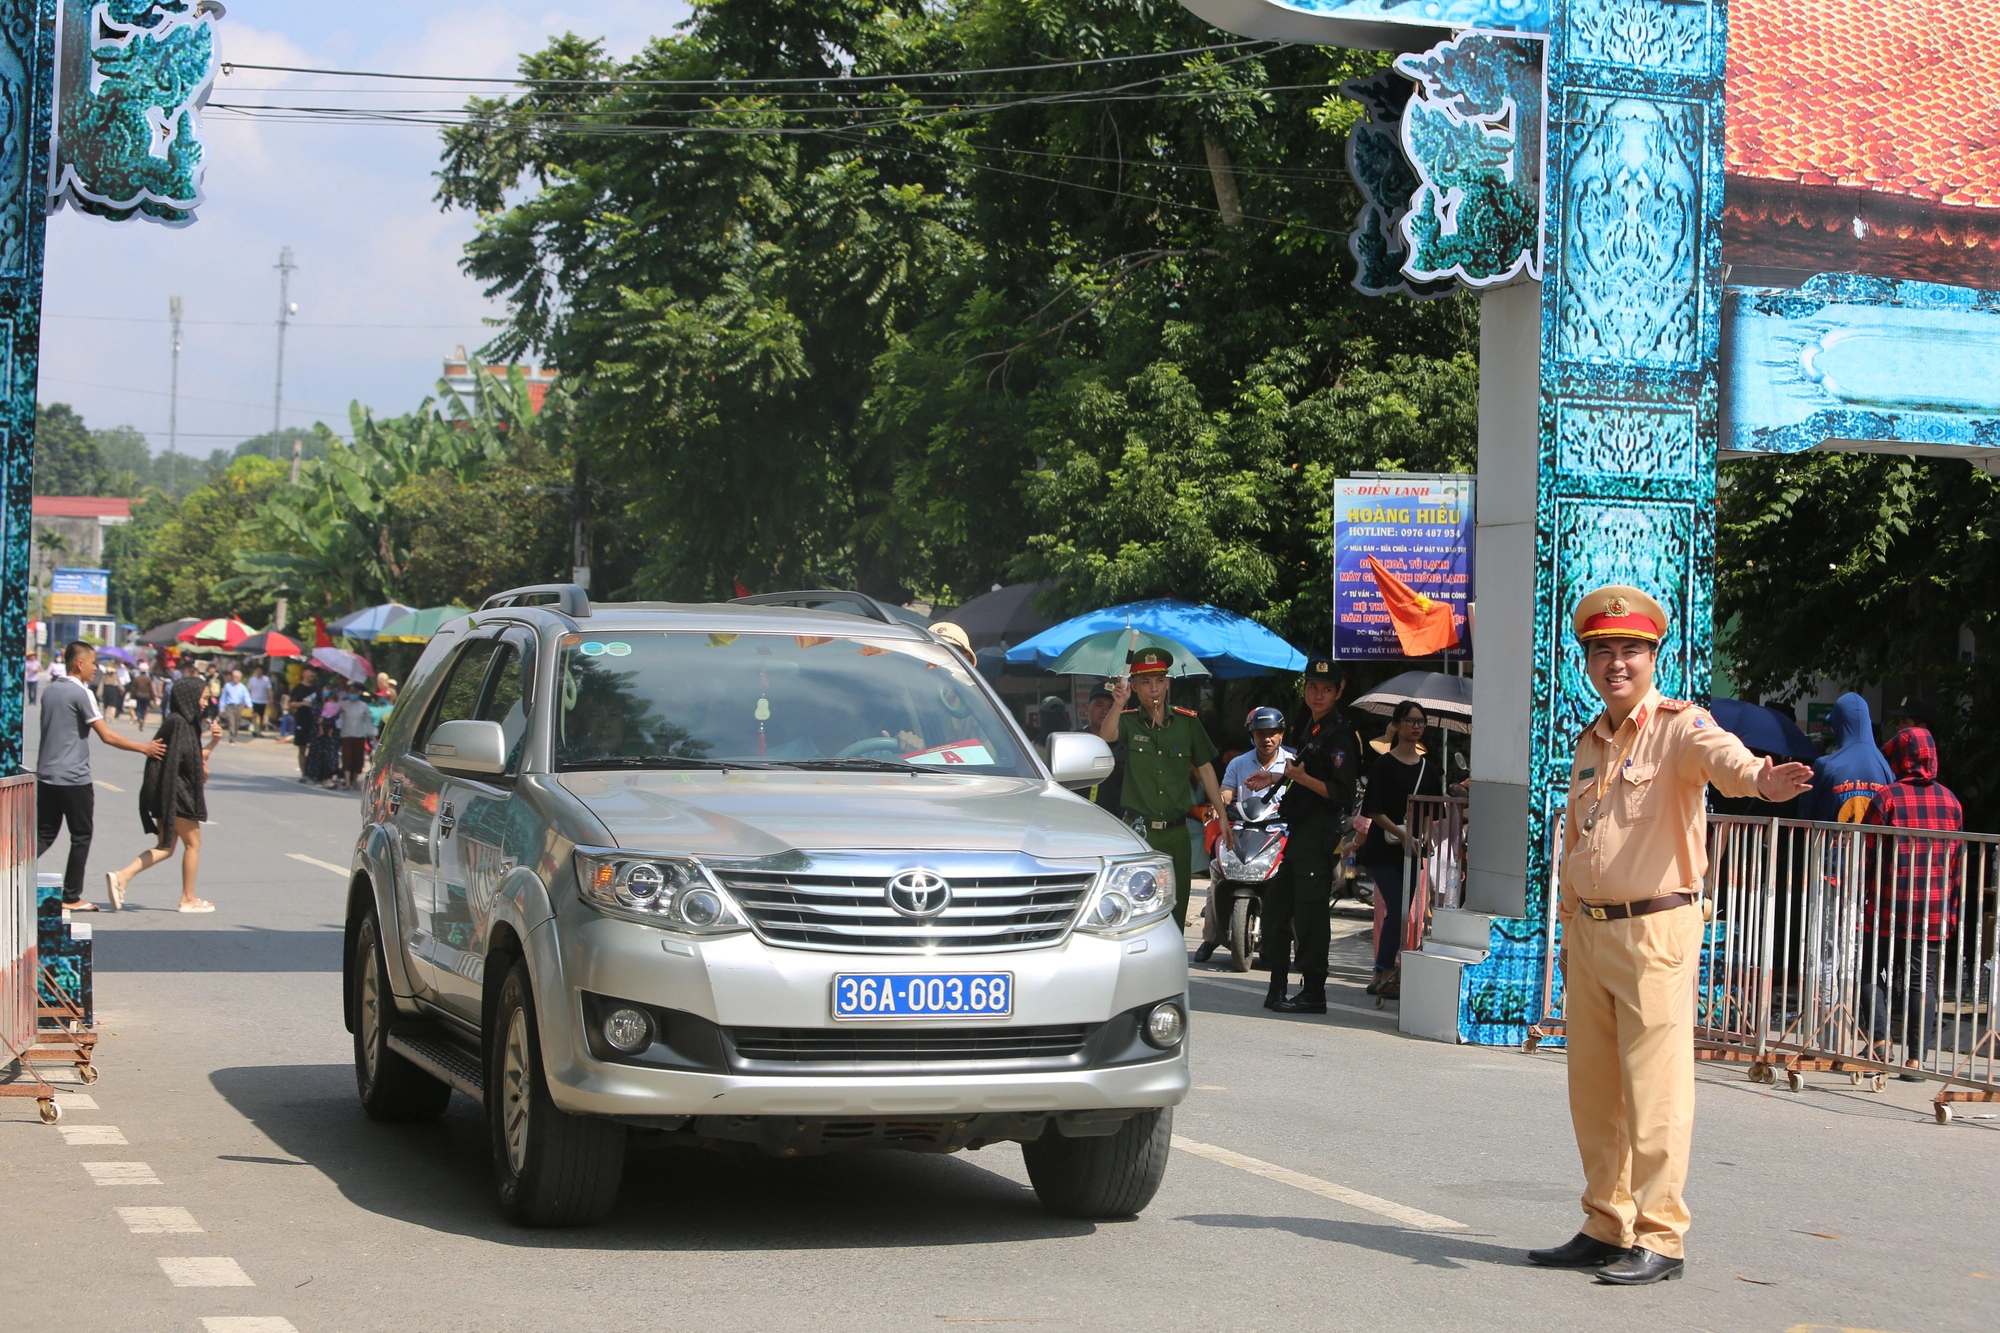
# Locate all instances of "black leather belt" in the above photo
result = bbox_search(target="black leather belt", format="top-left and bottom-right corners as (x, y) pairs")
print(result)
(1128, 815), (1175, 830)
(1579, 892), (1696, 922)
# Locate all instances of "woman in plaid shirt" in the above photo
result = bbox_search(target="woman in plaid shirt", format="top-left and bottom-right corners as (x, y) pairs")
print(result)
(1862, 726), (1962, 1076)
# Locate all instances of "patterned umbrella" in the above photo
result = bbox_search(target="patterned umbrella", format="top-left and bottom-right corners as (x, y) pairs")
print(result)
(375, 605), (471, 644)
(177, 617), (256, 651)
(235, 630), (303, 658)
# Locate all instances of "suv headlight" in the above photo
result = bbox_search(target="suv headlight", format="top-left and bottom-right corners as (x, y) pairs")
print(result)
(573, 849), (749, 934)
(1077, 855), (1176, 935)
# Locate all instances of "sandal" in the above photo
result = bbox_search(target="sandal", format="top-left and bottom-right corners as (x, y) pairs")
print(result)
(105, 871), (125, 912)
(177, 899), (216, 914)
(65, 900), (101, 912)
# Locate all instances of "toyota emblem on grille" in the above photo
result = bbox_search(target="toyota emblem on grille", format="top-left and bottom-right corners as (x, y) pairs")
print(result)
(885, 867), (952, 919)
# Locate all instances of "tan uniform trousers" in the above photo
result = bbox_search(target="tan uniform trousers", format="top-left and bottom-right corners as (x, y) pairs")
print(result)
(1565, 901), (1703, 1259)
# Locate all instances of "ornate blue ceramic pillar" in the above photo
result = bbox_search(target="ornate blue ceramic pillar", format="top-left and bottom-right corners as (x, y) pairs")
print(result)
(1472, 0), (1727, 1040)
(0, 2), (58, 773)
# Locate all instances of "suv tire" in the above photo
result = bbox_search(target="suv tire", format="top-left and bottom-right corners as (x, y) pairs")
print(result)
(488, 960), (626, 1226)
(1022, 1107), (1172, 1218)
(352, 911), (450, 1123)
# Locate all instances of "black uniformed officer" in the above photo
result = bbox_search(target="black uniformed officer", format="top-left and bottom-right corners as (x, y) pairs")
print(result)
(1262, 656), (1362, 1014)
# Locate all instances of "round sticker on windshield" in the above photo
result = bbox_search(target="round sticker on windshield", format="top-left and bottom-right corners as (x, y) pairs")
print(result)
(604, 641), (632, 657)
(579, 641), (607, 656)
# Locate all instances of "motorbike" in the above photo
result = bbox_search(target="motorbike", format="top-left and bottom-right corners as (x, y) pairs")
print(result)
(1207, 799), (1374, 974)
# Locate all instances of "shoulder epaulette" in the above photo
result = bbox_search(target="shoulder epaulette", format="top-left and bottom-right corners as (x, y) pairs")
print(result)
(1173, 706), (1199, 717)
(1121, 706), (1142, 715)
(1658, 698), (1691, 712)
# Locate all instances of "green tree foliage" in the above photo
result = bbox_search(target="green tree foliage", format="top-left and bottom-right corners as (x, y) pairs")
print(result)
(1717, 451), (2000, 821)
(33, 404), (107, 495)
(437, 0), (1479, 642)
(113, 456), (285, 626)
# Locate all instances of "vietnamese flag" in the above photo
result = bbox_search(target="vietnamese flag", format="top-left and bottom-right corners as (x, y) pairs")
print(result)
(313, 615), (335, 649)
(1365, 555), (1460, 657)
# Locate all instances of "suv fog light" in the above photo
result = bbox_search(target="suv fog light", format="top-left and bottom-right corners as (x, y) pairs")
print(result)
(603, 1006), (654, 1053)
(1144, 1001), (1185, 1048)
(679, 888), (725, 927)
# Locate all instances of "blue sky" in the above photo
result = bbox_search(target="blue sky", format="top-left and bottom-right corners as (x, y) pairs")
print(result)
(40, 2), (687, 456)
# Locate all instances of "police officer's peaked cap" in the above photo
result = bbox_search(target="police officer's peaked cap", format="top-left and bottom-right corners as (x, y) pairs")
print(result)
(1302, 655), (1342, 682)
(1572, 585), (1668, 644)
(1127, 646), (1173, 676)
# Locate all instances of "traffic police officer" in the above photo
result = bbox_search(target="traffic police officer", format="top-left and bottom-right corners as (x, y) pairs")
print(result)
(1263, 656), (1361, 1014)
(1098, 647), (1226, 934)
(1529, 586), (1811, 1285)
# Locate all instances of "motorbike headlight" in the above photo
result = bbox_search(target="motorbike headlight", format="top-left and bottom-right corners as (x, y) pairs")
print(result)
(573, 849), (749, 935)
(1242, 837), (1285, 878)
(1078, 855), (1176, 936)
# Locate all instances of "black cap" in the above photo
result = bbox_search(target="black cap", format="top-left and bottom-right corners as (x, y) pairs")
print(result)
(1303, 656), (1342, 682)
(1891, 696), (1936, 729)
(1088, 682), (1116, 701)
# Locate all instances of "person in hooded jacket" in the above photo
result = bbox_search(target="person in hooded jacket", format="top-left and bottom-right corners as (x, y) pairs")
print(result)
(104, 677), (222, 913)
(1861, 726), (1963, 1078)
(1803, 693), (1895, 824)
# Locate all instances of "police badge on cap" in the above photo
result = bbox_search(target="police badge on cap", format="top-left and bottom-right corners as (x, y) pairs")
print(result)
(1303, 655), (1340, 681)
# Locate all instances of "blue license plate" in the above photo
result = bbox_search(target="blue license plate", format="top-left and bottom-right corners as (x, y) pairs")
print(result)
(831, 972), (1013, 1020)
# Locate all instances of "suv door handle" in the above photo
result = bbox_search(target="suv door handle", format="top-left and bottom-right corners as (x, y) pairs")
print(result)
(438, 802), (456, 839)
(388, 780), (404, 814)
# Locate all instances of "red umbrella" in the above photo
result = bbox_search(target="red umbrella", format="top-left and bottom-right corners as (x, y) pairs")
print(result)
(235, 630), (302, 658)
(177, 617), (257, 651)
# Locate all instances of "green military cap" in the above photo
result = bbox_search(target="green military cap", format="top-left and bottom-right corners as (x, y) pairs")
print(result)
(1127, 646), (1174, 676)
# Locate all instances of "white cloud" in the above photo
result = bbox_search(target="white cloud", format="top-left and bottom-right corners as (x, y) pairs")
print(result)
(39, 1), (683, 454)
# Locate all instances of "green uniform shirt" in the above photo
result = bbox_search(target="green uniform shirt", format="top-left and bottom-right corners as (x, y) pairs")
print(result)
(1116, 707), (1219, 821)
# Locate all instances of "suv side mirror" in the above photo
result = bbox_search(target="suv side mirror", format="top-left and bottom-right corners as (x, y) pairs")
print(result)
(1046, 731), (1115, 789)
(426, 719), (508, 776)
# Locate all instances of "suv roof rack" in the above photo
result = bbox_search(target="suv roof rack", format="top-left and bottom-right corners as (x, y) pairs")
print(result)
(730, 589), (930, 629)
(481, 583), (593, 618)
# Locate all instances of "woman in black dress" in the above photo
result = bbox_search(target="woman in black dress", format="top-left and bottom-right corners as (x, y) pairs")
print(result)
(1359, 700), (1446, 998)
(105, 677), (219, 913)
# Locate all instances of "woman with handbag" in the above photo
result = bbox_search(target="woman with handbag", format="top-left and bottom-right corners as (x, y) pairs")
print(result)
(1359, 700), (1445, 998)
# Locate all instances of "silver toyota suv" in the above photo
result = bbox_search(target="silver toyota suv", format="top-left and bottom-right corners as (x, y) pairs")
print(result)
(341, 585), (1189, 1226)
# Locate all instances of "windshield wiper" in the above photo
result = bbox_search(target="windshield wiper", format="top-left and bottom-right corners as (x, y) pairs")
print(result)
(559, 756), (789, 772)
(788, 757), (940, 774)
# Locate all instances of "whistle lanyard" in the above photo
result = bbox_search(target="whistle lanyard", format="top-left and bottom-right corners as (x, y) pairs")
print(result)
(1584, 710), (1645, 832)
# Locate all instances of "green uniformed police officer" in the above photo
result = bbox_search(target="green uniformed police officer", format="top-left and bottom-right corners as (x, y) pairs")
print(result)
(1096, 646), (1226, 934)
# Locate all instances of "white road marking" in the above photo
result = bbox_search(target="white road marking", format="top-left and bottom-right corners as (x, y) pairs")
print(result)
(57, 1124), (126, 1145)
(119, 1206), (203, 1234)
(159, 1256), (255, 1287)
(1171, 1136), (1466, 1231)
(52, 1092), (98, 1110)
(83, 1161), (160, 1186)
(202, 1320), (298, 1332)
(1186, 973), (1396, 1021)
(94, 779), (125, 793)
(286, 852), (348, 876)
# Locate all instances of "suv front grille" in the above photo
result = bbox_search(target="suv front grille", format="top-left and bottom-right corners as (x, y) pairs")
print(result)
(720, 871), (1095, 953)
(727, 1024), (1092, 1066)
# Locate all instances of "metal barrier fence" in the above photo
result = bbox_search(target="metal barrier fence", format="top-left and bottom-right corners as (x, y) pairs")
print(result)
(1403, 795), (1468, 956)
(1523, 808), (2000, 1123)
(0, 773), (62, 1122)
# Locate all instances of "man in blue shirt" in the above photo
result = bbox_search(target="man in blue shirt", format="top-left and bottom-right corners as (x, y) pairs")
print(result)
(1195, 707), (1294, 964)
(219, 668), (253, 743)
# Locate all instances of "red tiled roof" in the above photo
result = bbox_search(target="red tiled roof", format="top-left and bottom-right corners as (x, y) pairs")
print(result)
(32, 496), (133, 519)
(1727, 0), (2000, 210)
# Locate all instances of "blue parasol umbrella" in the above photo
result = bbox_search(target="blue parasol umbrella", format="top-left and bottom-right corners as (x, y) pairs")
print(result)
(328, 602), (417, 643)
(1005, 599), (1306, 679)
(1709, 698), (1817, 760)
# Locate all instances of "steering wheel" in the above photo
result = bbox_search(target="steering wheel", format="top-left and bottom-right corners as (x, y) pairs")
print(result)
(836, 735), (906, 759)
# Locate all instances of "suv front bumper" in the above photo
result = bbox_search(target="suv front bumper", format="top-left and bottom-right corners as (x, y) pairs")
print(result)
(532, 906), (1190, 1119)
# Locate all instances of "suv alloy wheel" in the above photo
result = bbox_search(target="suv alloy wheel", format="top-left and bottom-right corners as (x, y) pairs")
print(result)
(487, 960), (627, 1226)
(352, 911), (450, 1122)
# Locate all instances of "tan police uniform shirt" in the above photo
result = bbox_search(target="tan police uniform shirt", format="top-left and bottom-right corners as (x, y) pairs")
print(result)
(1559, 688), (1766, 921)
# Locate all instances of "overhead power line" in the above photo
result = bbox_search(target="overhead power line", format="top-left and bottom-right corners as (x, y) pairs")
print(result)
(219, 41), (1283, 89)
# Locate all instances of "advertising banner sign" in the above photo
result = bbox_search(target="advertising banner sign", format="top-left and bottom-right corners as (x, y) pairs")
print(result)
(1332, 475), (1473, 659)
(48, 568), (110, 617)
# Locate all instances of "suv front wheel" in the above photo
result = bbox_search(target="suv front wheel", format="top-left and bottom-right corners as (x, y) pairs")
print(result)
(488, 960), (626, 1226)
(1022, 1107), (1173, 1218)
(352, 911), (450, 1123)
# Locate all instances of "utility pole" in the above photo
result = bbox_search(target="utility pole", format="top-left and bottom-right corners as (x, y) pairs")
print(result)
(571, 455), (592, 591)
(272, 245), (297, 472)
(167, 295), (182, 494)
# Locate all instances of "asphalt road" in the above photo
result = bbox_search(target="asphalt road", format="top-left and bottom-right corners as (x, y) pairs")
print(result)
(4, 704), (1997, 1332)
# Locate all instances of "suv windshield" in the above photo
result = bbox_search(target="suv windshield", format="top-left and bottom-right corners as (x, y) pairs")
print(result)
(555, 631), (1037, 776)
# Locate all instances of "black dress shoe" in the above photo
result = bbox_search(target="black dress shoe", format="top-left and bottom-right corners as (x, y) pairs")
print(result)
(1273, 992), (1327, 1014)
(1595, 1248), (1683, 1285)
(1193, 942), (1217, 963)
(1262, 988), (1286, 1010)
(1527, 1233), (1634, 1268)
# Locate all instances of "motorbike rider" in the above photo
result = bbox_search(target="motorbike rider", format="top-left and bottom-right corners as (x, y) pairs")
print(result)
(1196, 708), (1293, 963)
(1263, 657), (1363, 1014)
